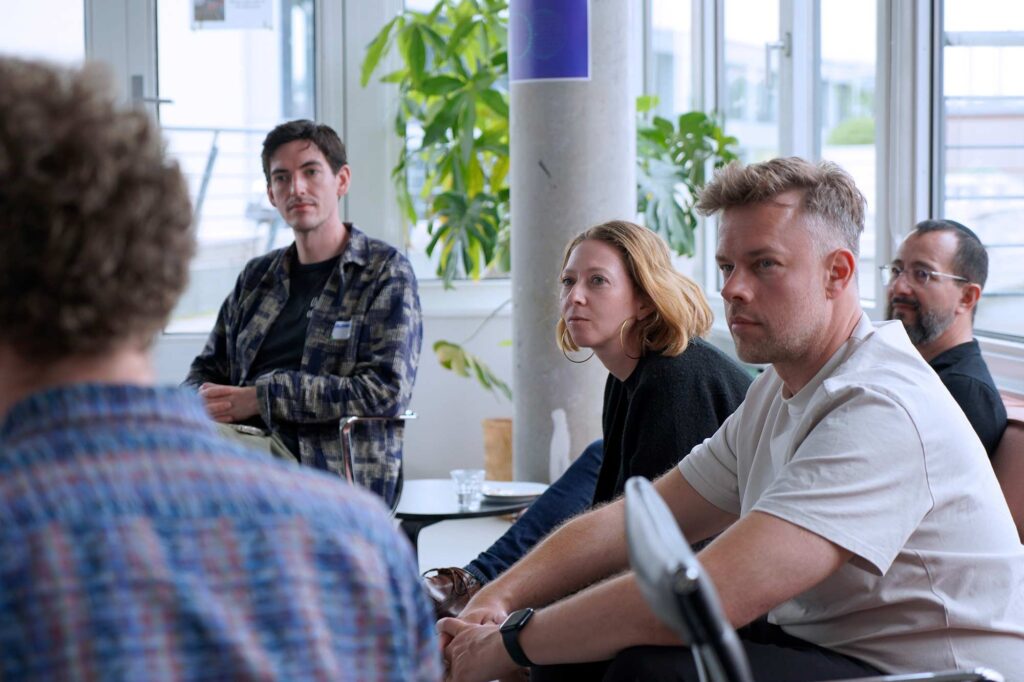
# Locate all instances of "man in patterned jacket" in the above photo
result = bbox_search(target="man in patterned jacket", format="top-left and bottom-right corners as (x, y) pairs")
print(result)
(0, 57), (440, 680)
(186, 119), (422, 506)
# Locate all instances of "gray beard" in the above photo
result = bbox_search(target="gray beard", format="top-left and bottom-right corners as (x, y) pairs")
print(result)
(889, 302), (955, 347)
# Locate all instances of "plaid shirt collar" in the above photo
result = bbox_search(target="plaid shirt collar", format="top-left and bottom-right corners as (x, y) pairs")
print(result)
(272, 223), (372, 281)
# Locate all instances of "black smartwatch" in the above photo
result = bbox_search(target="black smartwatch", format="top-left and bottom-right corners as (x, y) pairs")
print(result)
(499, 607), (535, 667)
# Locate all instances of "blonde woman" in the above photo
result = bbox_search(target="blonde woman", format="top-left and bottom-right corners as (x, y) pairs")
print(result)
(426, 220), (750, 621)
(556, 219), (750, 501)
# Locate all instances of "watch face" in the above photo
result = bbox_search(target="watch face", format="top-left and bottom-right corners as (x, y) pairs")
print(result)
(501, 608), (534, 632)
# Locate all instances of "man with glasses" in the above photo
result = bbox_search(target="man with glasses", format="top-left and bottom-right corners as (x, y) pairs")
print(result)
(883, 219), (1006, 455)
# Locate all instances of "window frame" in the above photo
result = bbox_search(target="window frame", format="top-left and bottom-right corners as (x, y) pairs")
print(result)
(85, 0), (1024, 388)
(654, 0), (1024, 391)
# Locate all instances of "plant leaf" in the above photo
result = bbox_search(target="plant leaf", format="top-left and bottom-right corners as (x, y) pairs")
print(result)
(361, 16), (399, 86)
(479, 88), (508, 117)
(433, 340), (512, 400)
(420, 75), (466, 95)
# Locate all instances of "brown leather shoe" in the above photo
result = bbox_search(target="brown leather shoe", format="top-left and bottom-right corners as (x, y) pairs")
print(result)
(422, 566), (481, 618)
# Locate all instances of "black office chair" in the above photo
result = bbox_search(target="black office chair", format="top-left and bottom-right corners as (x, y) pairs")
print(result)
(623, 476), (1005, 682)
(339, 410), (416, 514)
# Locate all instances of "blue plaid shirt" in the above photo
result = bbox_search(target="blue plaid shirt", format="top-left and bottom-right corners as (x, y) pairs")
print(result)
(0, 384), (441, 681)
(185, 225), (422, 505)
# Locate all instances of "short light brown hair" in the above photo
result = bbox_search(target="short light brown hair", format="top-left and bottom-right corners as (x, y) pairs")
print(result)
(556, 220), (713, 357)
(697, 157), (866, 256)
(0, 58), (194, 362)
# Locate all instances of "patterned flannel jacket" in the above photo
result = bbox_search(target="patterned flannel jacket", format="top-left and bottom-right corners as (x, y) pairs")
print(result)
(0, 383), (442, 681)
(185, 225), (422, 506)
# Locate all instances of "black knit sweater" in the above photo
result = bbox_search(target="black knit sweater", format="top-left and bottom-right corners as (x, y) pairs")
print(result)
(594, 337), (752, 505)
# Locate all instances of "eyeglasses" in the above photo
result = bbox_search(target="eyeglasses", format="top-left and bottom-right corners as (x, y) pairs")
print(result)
(879, 264), (969, 287)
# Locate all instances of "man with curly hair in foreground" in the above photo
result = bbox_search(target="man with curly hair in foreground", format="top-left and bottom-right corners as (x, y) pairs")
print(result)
(0, 57), (440, 681)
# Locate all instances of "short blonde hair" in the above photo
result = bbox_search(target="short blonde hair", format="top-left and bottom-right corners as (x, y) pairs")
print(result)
(697, 157), (865, 256)
(556, 220), (713, 357)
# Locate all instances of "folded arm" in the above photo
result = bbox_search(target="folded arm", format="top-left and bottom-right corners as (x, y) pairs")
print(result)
(445, 469), (851, 675)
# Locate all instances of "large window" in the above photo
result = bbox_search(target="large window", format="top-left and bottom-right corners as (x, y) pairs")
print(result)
(0, 1), (84, 64)
(685, 1), (878, 299)
(649, 1), (694, 117)
(158, 0), (316, 332)
(722, 0), (780, 162)
(939, 0), (1024, 339)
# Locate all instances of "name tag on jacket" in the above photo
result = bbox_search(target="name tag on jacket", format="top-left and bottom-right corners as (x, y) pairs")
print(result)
(331, 320), (352, 340)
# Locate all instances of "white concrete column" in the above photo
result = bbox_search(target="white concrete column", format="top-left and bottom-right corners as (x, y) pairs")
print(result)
(510, 0), (637, 482)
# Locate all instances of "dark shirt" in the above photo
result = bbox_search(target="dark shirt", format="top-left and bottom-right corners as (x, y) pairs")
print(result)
(596, 337), (752, 504)
(930, 339), (1007, 457)
(247, 254), (340, 456)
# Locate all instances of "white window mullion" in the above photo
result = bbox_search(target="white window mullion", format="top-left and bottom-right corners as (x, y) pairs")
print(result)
(85, 0), (158, 111)
(874, 0), (933, 313)
(779, 0), (818, 158)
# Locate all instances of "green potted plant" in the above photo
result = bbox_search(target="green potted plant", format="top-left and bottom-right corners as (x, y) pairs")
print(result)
(361, 0), (510, 287)
(362, 0), (738, 401)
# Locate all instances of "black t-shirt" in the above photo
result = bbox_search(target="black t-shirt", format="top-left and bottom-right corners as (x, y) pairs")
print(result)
(929, 339), (1007, 457)
(247, 254), (340, 455)
(595, 337), (752, 505)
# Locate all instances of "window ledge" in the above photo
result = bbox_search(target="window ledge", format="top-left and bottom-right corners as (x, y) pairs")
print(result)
(979, 335), (1024, 396)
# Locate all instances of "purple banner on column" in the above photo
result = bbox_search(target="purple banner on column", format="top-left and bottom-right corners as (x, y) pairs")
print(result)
(509, 0), (590, 82)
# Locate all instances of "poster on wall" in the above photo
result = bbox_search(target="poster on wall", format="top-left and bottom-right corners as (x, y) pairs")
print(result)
(193, 0), (273, 30)
(508, 0), (590, 82)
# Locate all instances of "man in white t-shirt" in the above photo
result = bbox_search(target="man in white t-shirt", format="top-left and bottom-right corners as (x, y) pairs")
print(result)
(439, 157), (1024, 682)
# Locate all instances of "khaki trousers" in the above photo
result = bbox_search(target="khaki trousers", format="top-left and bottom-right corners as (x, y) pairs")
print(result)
(215, 423), (298, 462)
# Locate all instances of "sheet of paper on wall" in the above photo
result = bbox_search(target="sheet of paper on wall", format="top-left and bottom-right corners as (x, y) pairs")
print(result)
(192, 0), (273, 31)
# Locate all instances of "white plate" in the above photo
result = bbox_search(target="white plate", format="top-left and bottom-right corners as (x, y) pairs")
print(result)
(481, 481), (548, 502)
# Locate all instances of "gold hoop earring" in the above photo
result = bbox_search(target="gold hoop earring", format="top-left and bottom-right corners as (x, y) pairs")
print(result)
(560, 327), (594, 363)
(619, 319), (641, 360)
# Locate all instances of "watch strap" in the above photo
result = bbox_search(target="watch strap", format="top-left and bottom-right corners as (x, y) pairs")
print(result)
(500, 608), (535, 667)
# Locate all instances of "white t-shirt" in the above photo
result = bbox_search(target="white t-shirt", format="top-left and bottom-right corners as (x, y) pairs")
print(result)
(679, 314), (1024, 675)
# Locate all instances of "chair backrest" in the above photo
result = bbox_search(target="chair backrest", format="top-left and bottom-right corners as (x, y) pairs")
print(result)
(339, 411), (417, 514)
(622, 476), (1004, 682)
(993, 394), (1024, 542)
(624, 476), (753, 682)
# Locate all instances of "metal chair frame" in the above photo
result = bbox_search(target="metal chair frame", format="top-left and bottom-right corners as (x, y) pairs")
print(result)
(339, 410), (417, 513)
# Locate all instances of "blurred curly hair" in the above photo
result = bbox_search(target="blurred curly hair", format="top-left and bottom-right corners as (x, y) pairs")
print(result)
(0, 58), (194, 362)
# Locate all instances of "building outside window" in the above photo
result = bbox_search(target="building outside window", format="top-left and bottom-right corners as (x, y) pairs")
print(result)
(939, 0), (1024, 339)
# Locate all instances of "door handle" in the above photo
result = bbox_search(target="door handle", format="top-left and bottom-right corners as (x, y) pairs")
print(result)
(130, 75), (174, 106)
(764, 31), (792, 89)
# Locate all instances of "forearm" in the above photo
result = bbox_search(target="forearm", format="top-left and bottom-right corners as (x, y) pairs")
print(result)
(472, 500), (630, 614)
(184, 288), (239, 389)
(520, 573), (682, 665)
(185, 340), (231, 388)
(256, 364), (410, 425)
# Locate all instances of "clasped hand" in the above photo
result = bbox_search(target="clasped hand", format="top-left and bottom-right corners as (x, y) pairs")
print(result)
(438, 599), (521, 681)
(198, 383), (259, 423)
